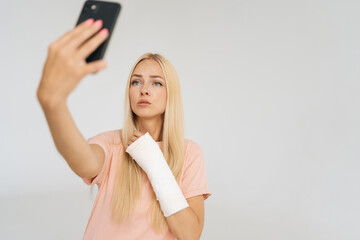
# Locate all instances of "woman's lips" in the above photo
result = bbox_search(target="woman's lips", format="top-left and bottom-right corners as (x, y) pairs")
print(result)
(137, 102), (151, 106)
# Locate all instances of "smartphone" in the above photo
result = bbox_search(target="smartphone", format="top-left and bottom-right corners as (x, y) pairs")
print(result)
(75, 0), (121, 63)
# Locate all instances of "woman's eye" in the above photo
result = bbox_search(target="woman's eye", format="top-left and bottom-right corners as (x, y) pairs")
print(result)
(131, 80), (140, 85)
(154, 82), (163, 86)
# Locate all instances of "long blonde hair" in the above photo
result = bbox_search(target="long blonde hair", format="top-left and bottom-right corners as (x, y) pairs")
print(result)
(111, 53), (185, 234)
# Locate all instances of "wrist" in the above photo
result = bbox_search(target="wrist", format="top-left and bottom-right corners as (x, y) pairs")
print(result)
(125, 133), (189, 217)
(38, 93), (67, 112)
(126, 132), (162, 173)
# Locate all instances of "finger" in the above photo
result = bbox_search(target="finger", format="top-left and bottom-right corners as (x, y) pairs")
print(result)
(56, 18), (95, 48)
(133, 131), (143, 137)
(76, 27), (109, 60)
(64, 19), (105, 51)
(131, 136), (138, 142)
(79, 59), (107, 76)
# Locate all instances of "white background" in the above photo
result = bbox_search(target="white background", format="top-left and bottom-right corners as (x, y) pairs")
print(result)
(1, 0), (359, 239)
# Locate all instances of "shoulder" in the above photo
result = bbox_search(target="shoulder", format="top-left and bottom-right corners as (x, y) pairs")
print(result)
(185, 138), (203, 154)
(92, 129), (122, 145)
(184, 139), (204, 165)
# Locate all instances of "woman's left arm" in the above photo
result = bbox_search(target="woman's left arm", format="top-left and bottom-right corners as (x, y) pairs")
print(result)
(126, 131), (205, 240)
(165, 195), (204, 240)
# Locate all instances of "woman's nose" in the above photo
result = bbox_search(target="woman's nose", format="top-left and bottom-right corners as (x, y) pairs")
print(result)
(141, 86), (149, 95)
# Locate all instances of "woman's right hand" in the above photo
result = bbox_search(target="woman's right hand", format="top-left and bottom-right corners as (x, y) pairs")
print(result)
(37, 18), (109, 108)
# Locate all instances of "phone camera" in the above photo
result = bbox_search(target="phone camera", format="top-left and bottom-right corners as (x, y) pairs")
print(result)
(84, 2), (100, 15)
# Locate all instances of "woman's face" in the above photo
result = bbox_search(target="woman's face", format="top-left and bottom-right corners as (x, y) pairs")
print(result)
(129, 59), (167, 120)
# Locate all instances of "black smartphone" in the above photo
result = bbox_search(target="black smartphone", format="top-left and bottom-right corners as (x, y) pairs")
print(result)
(75, 0), (121, 63)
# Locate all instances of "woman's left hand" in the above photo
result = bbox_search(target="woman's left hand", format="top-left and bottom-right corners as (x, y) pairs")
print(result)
(125, 130), (164, 176)
(126, 130), (145, 150)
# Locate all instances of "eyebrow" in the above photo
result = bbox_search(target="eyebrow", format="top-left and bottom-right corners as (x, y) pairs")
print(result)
(131, 74), (164, 80)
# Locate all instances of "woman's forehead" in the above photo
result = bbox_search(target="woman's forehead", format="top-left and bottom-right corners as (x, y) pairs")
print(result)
(132, 59), (165, 79)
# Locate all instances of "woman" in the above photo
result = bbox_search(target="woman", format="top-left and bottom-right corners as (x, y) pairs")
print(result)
(37, 18), (211, 240)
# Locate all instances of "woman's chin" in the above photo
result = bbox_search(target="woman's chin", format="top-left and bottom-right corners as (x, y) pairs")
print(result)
(134, 112), (160, 120)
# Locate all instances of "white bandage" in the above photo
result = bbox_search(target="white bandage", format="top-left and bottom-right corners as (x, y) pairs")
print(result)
(125, 132), (189, 217)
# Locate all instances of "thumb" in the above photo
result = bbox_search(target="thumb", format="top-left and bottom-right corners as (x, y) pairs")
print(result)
(85, 59), (107, 75)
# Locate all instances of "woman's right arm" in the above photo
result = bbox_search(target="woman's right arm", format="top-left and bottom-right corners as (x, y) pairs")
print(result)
(38, 99), (105, 179)
(36, 18), (108, 179)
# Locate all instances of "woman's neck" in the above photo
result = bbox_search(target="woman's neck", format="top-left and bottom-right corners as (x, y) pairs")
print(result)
(136, 117), (163, 142)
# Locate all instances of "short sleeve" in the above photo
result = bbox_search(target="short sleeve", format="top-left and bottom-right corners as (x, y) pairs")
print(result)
(81, 132), (111, 186)
(181, 141), (212, 200)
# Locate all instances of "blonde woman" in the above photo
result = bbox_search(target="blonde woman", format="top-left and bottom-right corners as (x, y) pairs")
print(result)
(37, 18), (211, 240)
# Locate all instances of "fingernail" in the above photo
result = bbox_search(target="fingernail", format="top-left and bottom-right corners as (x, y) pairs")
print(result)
(99, 28), (108, 36)
(94, 19), (103, 27)
(84, 18), (94, 25)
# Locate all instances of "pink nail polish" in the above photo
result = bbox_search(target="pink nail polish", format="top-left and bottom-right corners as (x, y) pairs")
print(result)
(94, 19), (103, 27)
(84, 18), (94, 25)
(99, 28), (108, 35)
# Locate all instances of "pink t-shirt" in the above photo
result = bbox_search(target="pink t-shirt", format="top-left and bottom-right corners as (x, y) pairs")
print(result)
(81, 129), (212, 240)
